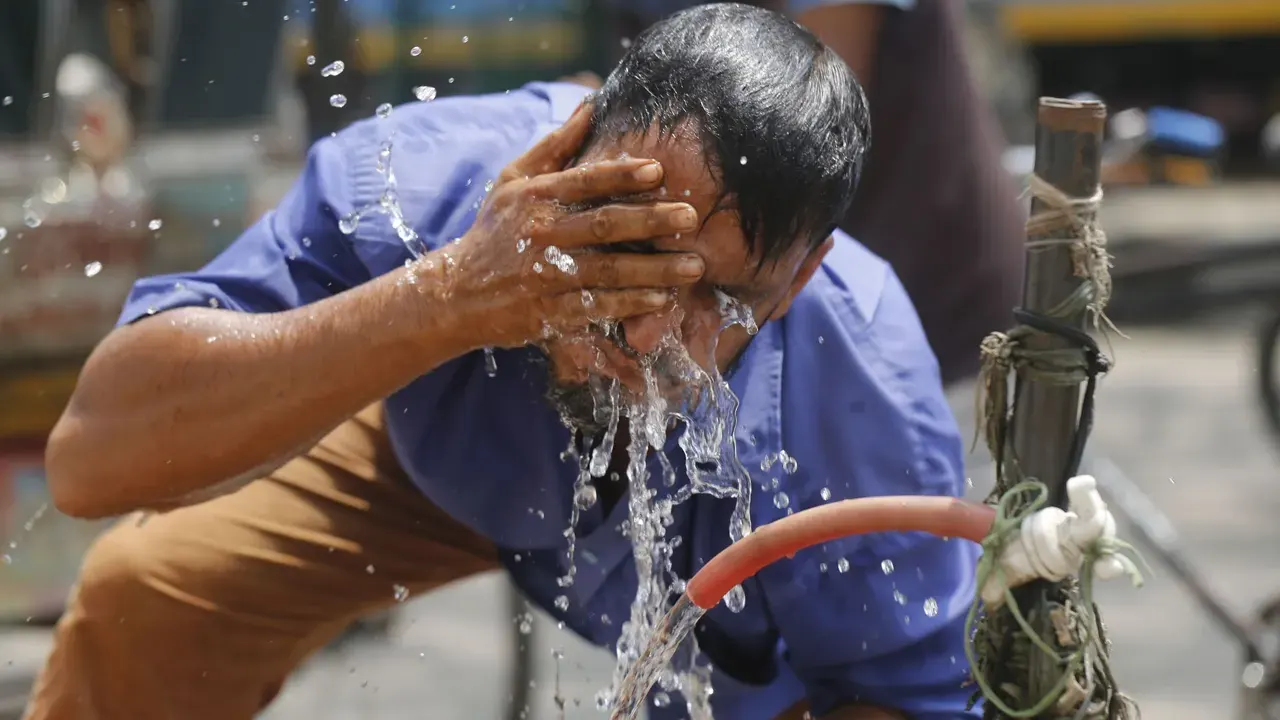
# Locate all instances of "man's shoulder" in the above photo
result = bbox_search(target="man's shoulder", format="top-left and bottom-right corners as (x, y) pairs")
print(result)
(788, 229), (918, 341)
(329, 81), (590, 199)
(324, 82), (591, 262)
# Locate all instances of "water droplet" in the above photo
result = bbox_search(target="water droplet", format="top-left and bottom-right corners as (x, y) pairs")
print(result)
(483, 347), (498, 377)
(23, 209), (41, 228)
(818, 562), (828, 573)
(554, 595), (569, 611)
(365, 564), (376, 574)
(339, 213), (359, 234)
(82, 261), (103, 277)
(461, 35), (469, 43)
(837, 557), (850, 573)
(923, 597), (939, 617)
(725, 584), (746, 612)
(2, 96), (12, 106)
(0, 227), (7, 241)
(212, 218), (221, 227)
(329, 94), (347, 108)
(653, 692), (671, 708)
(393, 584), (410, 602)
(305, 55), (316, 66)
(410, 46), (422, 57)
(880, 559), (895, 575)
(376, 103), (393, 119)
(818, 335), (825, 344)
(778, 450), (798, 474)
(1243, 661), (1266, 689)
(516, 238), (530, 253)
(620, 37), (632, 49)
(148, 218), (163, 231)
(819, 487), (832, 501)
(575, 484), (597, 510)
(414, 86), (437, 102)
(518, 616), (533, 635)
(321, 60), (345, 77)
(772, 492), (789, 509)
(739, 156), (748, 165)
(893, 589), (907, 605)
(207, 297), (220, 308)
(543, 246), (577, 274)
(532, 261), (543, 273)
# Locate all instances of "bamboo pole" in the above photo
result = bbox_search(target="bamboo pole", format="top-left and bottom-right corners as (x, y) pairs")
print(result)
(992, 97), (1108, 720)
(1009, 97), (1106, 508)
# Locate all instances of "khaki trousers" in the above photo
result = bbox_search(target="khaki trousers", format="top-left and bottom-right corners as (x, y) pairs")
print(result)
(24, 404), (499, 720)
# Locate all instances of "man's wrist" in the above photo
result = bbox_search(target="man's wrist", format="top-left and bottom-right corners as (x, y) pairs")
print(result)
(393, 249), (482, 359)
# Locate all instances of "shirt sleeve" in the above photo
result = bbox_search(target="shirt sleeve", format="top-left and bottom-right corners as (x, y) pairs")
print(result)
(116, 134), (371, 326)
(786, 0), (916, 14)
(757, 258), (980, 718)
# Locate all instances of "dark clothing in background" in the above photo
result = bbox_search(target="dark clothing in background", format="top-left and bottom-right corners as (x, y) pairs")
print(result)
(842, 0), (1025, 384)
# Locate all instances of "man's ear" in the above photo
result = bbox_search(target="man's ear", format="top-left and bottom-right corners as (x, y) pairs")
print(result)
(770, 235), (834, 319)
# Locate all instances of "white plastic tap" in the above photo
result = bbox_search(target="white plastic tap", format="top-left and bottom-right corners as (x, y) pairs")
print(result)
(980, 475), (1127, 608)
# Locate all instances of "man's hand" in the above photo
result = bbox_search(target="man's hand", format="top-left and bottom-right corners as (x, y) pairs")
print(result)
(432, 99), (706, 350)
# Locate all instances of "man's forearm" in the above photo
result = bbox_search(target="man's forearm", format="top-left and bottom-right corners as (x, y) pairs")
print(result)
(47, 257), (466, 518)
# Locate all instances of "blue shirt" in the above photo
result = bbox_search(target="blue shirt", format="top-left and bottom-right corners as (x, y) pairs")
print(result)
(117, 83), (978, 719)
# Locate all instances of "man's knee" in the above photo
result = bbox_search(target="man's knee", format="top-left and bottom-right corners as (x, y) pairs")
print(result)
(67, 515), (168, 623)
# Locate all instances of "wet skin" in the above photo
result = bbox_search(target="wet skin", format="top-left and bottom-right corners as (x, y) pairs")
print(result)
(540, 123), (832, 425)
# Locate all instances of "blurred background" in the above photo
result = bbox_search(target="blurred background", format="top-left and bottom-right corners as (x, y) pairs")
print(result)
(1, 0), (1279, 718)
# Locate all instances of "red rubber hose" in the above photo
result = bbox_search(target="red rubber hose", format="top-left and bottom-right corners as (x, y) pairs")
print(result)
(684, 496), (998, 610)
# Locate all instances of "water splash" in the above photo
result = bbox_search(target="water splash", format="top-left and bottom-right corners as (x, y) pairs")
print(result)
(609, 594), (707, 720)
(1, 503), (48, 565)
(567, 289), (766, 715)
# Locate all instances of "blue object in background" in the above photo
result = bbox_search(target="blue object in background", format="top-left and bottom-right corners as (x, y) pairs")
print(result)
(1146, 106), (1225, 158)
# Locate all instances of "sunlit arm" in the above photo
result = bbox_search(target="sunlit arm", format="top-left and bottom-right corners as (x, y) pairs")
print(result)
(45, 260), (466, 520)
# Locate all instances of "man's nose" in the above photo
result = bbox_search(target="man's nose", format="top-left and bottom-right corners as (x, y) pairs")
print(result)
(620, 310), (678, 355)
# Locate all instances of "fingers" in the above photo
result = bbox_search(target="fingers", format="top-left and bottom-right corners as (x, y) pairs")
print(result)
(550, 288), (671, 326)
(508, 98), (596, 177)
(547, 252), (704, 291)
(541, 202), (698, 248)
(527, 159), (666, 204)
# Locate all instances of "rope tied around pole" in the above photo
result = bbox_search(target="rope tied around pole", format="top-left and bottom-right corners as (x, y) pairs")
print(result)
(968, 174), (1145, 719)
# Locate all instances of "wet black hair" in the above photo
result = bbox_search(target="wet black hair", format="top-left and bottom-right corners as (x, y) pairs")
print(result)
(587, 2), (870, 266)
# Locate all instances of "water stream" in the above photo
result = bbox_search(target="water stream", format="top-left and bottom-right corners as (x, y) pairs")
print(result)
(609, 593), (708, 720)
(358, 104), (764, 716)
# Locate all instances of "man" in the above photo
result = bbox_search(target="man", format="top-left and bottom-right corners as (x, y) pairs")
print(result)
(30, 5), (978, 719)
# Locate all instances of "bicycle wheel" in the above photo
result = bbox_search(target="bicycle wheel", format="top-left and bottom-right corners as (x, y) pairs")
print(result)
(1256, 308), (1280, 447)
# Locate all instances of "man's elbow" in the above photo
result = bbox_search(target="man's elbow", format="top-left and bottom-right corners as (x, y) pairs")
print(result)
(45, 412), (118, 520)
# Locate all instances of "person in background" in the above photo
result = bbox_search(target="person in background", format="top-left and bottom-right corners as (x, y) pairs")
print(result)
(601, 0), (1026, 385)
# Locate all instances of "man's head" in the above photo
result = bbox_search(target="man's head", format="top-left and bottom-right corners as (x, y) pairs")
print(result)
(541, 3), (870, 433)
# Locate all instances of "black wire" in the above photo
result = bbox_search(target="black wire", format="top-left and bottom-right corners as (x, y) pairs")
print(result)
(1010, 307), (1111, 482)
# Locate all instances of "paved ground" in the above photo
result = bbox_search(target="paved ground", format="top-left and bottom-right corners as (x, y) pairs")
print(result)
(3, 319), (1278, 718)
